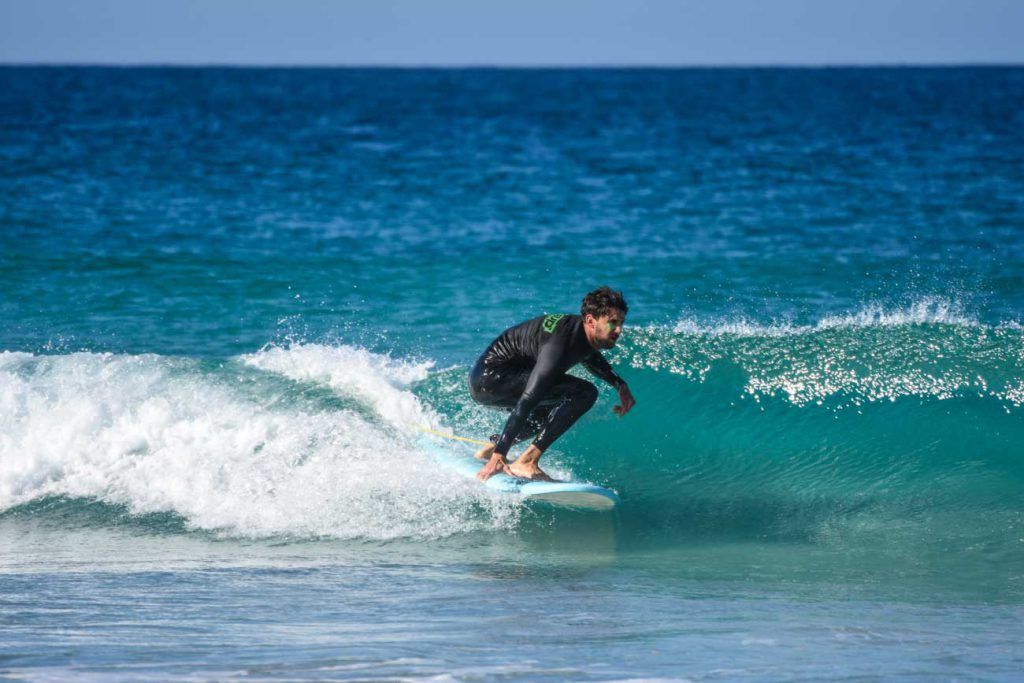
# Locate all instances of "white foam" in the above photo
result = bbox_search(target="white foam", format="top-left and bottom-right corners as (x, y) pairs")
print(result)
(239, 343), (436, 430)
(671, 298), (983, 338)
(0, 347), (517, 540)
(817, 298), (977, 329)
(671, 316), (801, 338)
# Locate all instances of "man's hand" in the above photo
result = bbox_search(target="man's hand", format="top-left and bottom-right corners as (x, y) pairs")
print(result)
(613, 384), (635, 417)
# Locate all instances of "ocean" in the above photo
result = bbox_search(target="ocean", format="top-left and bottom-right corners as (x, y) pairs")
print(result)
(1, 66), (1022, 680)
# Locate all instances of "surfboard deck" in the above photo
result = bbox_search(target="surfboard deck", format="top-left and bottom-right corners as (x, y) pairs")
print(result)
(419, 437), (619, 510)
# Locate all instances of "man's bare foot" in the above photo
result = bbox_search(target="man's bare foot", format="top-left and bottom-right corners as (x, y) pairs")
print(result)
(504, 444), (556, 481)
(507, 461), (557, 482)
(476, 453), (510, 482)
(473, 443), (495, 460)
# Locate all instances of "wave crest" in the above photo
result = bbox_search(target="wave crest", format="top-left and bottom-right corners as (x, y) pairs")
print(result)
(627, 299), (1023, 407)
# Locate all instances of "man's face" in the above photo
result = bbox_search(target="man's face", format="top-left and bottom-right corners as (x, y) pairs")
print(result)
(587, 309), (626, 349)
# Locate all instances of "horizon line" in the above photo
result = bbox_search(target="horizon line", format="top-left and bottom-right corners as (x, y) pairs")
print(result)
(2, 61), (1022, 69)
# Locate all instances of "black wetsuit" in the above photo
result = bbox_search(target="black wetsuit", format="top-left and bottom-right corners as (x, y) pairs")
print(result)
(468, 314), (626, 455)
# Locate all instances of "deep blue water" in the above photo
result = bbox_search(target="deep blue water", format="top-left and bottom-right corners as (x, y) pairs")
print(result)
(1, 67), (1023, 680)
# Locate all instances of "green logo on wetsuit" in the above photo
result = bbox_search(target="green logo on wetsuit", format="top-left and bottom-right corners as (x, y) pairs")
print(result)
(542, 314), (566, 333)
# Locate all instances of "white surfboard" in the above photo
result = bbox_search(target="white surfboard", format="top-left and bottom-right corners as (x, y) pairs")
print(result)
(419, 437), (619, 510)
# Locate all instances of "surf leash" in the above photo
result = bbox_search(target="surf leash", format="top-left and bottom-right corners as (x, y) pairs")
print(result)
(414, 424), (492, 447)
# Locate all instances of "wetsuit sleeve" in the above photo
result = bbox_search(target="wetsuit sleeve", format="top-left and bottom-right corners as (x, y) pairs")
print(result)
(493, 336), (568, 455)
(582, 352), (626, 390)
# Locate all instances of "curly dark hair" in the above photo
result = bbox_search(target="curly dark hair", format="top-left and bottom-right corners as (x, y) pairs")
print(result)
(581, 286), (628, 319)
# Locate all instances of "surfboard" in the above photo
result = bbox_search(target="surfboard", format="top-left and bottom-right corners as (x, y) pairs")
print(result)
(419, 437), (619, 510)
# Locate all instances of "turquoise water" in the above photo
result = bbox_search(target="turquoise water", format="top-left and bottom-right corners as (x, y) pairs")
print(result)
(1, 67), (1023, 680)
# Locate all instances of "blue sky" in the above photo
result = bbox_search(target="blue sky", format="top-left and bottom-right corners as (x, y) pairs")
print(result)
(2, 0), (1022, 66)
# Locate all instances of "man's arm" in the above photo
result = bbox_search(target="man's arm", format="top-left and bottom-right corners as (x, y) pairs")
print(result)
(583, 353), (635, 417)
(581, 352), (625, 390)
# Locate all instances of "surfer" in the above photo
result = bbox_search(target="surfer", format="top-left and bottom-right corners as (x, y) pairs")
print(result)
(470, 286), (635, 482)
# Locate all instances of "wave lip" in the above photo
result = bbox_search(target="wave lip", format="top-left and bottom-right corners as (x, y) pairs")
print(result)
(632, 299), (1024, 408)
(817, 298), (979, 329)
(239, 343), (435, 429)
(671, 298), (983, 338)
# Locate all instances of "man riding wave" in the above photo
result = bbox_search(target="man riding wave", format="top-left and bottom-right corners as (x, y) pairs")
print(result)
(469, 286), (636, 482)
